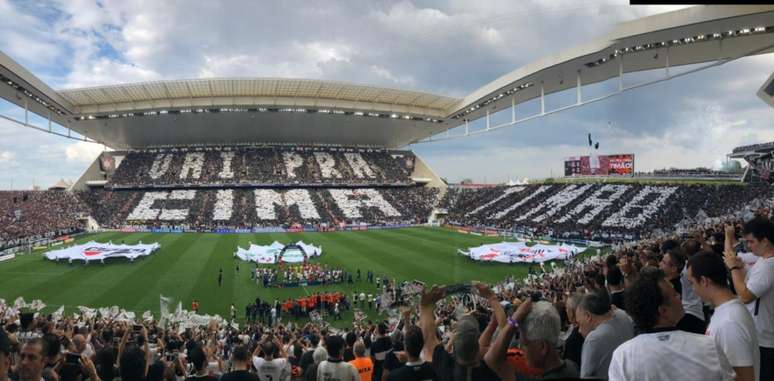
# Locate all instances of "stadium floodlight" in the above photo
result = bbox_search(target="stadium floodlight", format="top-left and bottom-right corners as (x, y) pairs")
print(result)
(755, 26), (766, 32)
(87, 115), (95, 120)
(390, 113), (398, 118)
(740, 28), (751, 34)
(713, 33), (722, 38)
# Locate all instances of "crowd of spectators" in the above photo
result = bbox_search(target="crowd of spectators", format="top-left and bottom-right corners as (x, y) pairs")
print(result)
(108, 146), (416, 188)
(0, 191), (86, 251)
(442, 183), (772, 242)
(76, 187), (439, 231)
(3, 201), (774, 380)
(635, 167), (742, 178)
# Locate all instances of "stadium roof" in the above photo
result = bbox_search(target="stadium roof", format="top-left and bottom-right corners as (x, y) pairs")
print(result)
(2, 4), (774, 149)
(57, 78), (460, 117)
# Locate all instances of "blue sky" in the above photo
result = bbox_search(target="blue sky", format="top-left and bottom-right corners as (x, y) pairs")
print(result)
(1, 0), (773, 188)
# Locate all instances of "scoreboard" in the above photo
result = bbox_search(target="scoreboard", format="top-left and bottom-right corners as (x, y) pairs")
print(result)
(564, 154), (634, 176)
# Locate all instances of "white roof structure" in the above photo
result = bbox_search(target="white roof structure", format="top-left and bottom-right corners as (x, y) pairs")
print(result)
(1, 5), (773, 149)
(57, 78), (458, 117)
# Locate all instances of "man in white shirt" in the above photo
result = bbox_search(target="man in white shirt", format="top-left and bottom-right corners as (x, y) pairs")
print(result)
(575, 289), (634, 379)
(317, 335), (359, 381)
(252, 340), (290, 381)
(608, 268), (735, 381)
(724, 218), (774, 381)
(688, 252), (759, 381)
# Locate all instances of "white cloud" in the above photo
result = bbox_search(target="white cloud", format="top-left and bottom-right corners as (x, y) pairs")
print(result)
(64, 141), (104, 163)
(1, 0), (772, 188)
(0, 151), (14, 162)
(64, 57), (161, 88)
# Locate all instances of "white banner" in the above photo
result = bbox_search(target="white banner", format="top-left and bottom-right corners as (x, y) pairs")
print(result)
(44, 241), (161, 263)
(460, 241), (584, 263)
(234, 241), (322, 264)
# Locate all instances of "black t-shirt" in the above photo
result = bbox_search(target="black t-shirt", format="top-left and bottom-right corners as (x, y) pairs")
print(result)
(609, 291), (626, 311)
(562, 326), (584, 367)
(299, 349), (315, 374)
(343, 347), (355, 362)
(431, 344), (500, 381)
(387, 362), (437, 381)
(383, 350), (401, 372)
(371, 336), (393, 381)
(220, 370), (259, 381)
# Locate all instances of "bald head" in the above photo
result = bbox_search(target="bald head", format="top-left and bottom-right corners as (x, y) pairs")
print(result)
(73, 334), (87, 353)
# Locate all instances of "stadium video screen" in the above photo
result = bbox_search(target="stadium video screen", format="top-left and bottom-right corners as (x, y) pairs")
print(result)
(564, 154), (634, 176)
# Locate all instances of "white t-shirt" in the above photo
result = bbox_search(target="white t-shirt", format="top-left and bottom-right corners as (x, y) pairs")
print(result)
(317, 360), (359, 381)
(744, 256), (774, 347)
(706, 299), (759, 381)
(252, 356), (290, 381)
(608, 329), (735, 381)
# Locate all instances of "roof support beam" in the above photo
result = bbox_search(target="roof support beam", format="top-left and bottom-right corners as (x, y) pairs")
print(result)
(511, 95), (516, 123)
(618, 55), (624, 91)
(576, 71), (582, 105)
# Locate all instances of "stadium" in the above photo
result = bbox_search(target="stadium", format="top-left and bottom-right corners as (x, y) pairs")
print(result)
(1, 3), (774, 381)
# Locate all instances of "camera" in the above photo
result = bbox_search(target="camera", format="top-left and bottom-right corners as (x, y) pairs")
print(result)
(445, 283), (472, 296)
(66, 353), (81, 364)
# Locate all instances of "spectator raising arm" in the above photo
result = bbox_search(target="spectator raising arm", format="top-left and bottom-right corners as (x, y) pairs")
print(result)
(419, 285), (445, 362)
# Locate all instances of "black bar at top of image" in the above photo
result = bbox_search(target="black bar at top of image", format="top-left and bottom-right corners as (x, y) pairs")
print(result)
(630, 0), (774, 4)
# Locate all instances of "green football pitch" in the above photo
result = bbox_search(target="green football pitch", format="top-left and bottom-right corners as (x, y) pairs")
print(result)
(0, 227), (588, 325)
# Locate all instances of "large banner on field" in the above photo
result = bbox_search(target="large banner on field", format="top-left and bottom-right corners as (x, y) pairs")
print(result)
(564, 154), (634, 176)
(458, 242), (583, 263)
(44, 241), (161, 263)
(234, 241), (322, 264)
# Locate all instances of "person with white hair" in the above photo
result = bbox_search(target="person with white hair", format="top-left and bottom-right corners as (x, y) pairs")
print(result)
(485, 299), (579, 380)
(304, 346), (328, 381)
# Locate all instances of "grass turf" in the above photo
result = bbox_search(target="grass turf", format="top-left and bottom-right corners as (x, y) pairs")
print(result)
(0, 227), (591, 326)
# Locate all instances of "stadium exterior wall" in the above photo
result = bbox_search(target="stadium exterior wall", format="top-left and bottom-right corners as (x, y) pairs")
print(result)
(72, 153), (108, 191)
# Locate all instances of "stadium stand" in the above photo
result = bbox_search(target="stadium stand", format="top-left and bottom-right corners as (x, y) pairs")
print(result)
(74, 145), (437, 230)
(107, 146), (416, 188)
(77, 187), (438, 229)
(441, 183), (772, 241)
(0, 190), (86, 250)
(636, 167), (743, 179)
